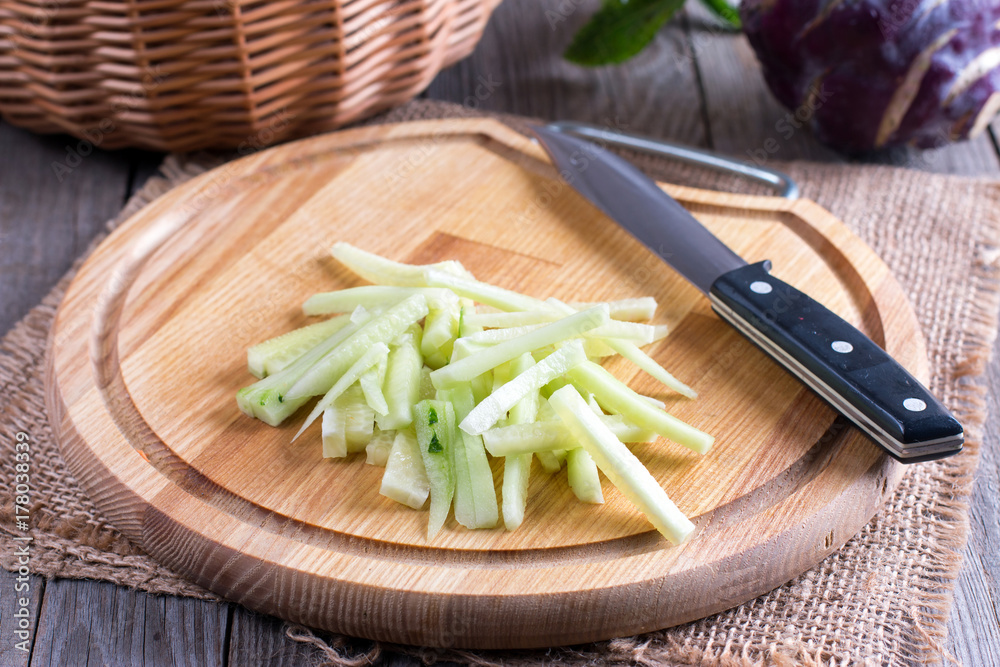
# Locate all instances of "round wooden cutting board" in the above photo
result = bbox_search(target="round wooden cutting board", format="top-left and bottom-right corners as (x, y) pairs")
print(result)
(46, 118), (923, 649)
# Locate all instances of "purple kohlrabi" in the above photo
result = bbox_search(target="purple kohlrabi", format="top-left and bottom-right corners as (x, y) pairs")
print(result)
(741, 0), (1000, 152)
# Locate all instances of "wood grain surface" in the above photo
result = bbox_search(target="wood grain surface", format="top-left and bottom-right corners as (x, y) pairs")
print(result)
(4, 0), (1000, 662)
(45, 118), (923, 648)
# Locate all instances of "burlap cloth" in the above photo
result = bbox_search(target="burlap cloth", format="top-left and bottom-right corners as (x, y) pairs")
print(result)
(2, 100), (998, 666)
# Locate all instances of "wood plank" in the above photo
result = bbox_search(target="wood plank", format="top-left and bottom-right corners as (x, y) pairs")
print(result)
(0, 571), (44, 666)
(945, 338), (1000, 667)
(682, 8), (842, 161)
(0, 122), (133, 336)
(228, 609), (324, 666)
(227, 607), (413, 666)
(425, 0), (707, 145)
(855, 132), (1000, 176)
(30, 579), (228, 667)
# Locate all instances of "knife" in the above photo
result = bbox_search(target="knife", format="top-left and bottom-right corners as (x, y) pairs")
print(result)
(530, 124), (963, 463)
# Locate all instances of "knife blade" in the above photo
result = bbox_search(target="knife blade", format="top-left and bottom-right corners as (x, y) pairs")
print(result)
(530, 124), (963, 463)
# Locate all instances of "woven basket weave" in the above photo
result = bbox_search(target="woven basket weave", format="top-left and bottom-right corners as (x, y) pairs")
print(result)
(0, 0), (499, 151)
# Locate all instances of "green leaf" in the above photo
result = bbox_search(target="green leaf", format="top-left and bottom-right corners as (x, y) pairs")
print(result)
(697, 0), (741, 29)
(564, 0), (686, 67)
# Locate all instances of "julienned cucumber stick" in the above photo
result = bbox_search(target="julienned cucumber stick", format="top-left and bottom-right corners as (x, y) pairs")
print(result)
(376, 326), (423, 431)
(379, 430), (430, 509)
(546, 298), (691, 397)
(413, 400), (457, 539)
(236, 312), (369, 426)
(568, 361), (714, 454)
(423, 268), (546, 312)
(549, 385), (695, 545)
(322, 384), (376, 458)
(481, 415), (656, 456)
(438, 385), (499, 530)
(303, 286), (455, 316)
(359, 353), (389, 417)
(330, 242), (469, 286)
(293, 342), (389, 441)
(501, 353), (538, 529)
(566, 447), (603, 504)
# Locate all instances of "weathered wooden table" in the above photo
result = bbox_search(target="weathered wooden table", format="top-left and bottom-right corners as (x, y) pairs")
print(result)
(2, 2), (997, 664)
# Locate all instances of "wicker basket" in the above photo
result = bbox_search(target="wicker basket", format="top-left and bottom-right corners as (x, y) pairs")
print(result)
(0, 0), (499, 151)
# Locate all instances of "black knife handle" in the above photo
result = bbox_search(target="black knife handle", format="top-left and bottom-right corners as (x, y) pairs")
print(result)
(708, 261), (963, 462)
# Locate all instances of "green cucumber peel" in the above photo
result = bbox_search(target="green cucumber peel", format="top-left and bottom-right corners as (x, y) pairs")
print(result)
(247, 315), (351, 379)
(549, 385), (695, 545)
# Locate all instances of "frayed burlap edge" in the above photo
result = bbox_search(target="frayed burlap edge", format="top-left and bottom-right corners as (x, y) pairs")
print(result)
(0, 100), (996, 665)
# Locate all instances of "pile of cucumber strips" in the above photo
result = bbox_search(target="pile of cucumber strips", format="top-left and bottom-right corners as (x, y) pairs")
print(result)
(237, 244), (713, 543)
